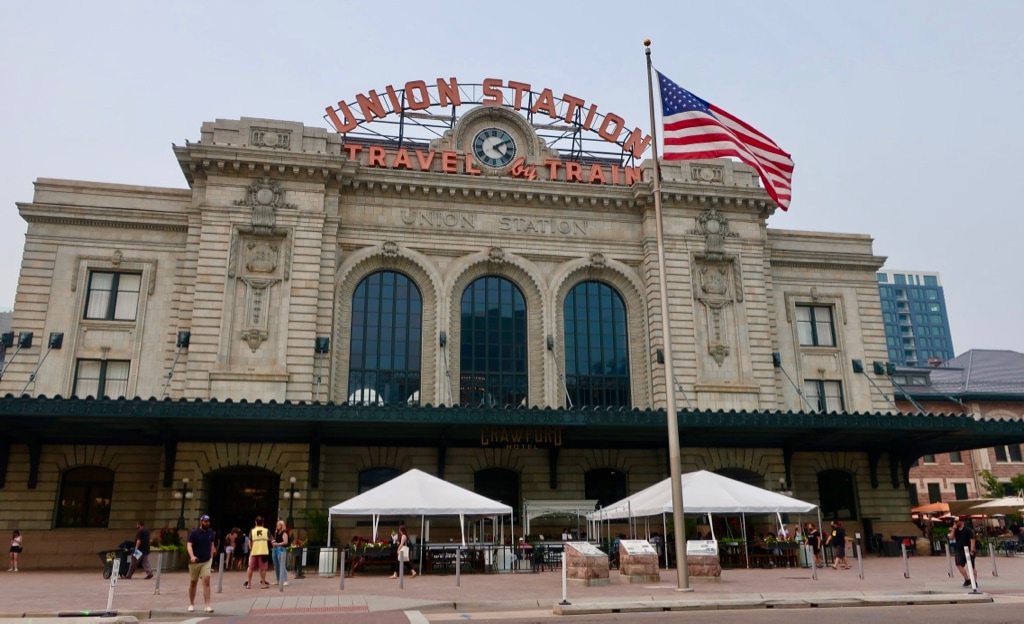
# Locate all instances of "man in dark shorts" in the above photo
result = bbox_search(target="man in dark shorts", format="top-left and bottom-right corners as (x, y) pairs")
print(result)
(186, 514), (217, 613)
(829, 521), (849, 569)
(952, 517), (977, 587)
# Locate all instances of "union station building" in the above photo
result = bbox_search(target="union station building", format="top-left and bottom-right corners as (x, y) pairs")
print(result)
(2, 78), (1022, 568)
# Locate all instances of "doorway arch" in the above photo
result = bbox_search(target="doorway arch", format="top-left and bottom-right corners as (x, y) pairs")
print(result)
(206, 467), (280, 539)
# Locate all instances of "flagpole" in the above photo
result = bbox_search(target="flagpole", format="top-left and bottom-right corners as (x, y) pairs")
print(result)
(644, 39), (690, 591)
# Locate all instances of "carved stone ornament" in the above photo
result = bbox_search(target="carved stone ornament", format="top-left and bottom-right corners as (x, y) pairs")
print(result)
(708, 343), (730, 366)
(488, 247), (505, 263)
(590, 252), (607, 267)
(691, 207), (736, 258)
(245, 241), (279, 273)
(250, 127), (292, 150)
(111, 250), (124, 266)
(699, 265), (729, 297)
(241, 328), (268, 352)
(382, 240), (400, 256)
(234, 177), (296, 234)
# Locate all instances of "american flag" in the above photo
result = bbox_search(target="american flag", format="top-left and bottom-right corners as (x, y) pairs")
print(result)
(658, 72), (794, 210)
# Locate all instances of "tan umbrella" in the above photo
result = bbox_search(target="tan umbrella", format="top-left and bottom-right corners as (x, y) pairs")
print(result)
(965, 496), (1024, 516)
(911, 502), (950, 514)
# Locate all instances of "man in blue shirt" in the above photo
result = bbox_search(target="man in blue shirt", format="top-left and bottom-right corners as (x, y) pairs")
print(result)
(186, 515), (217, 613)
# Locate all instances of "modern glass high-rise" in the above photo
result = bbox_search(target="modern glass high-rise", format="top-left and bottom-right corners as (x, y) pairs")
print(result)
(876, 270), (955, 366)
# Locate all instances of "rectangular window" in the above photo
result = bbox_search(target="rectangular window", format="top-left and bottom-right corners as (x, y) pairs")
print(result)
(795, 305), (835, 347)
(73, 359), (130, 398)
(949, 451), (962, 463)
(921, 454), (936, 463)
(924, 275), (938, 286)
(84, 271), (141, 321)
(803, 380), (844, 412)
(995, 444), (1023, 463)
(953, 483), (969, 500)
(927, 483), (942, 504)
(909, 484), (919, 506)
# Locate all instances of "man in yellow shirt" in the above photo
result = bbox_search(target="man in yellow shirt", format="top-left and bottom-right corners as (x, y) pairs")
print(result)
(245, 516), (271, 589)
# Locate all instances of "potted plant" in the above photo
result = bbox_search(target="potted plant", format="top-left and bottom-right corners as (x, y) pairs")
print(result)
(930, 525), (950, 555)
(153, 528), (187, 570)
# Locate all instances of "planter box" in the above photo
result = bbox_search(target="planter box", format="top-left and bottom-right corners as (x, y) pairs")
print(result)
(155, 551), (186, 571)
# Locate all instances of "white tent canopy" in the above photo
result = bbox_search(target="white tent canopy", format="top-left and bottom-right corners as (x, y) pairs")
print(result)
(327, 468), (514, 546)
(589, 470), (817, 520)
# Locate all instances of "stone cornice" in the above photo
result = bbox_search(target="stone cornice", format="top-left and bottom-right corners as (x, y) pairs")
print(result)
(173, 143), (355, 186)
(19, 207), (188, 233)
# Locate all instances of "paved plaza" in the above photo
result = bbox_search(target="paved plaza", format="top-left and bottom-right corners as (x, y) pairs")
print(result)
(0, 551), (1022, 620)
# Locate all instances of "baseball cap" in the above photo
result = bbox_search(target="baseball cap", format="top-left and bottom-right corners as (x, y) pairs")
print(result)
(200, 514), (211, 521)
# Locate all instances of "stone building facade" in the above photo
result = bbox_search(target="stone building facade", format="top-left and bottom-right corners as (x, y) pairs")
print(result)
(3, 94), (1021, 569)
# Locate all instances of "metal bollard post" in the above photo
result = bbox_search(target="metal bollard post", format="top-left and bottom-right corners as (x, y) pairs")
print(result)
(106, 558), (121, 614)
(900, 542), (910, 579)
(399, 558), (405, 590)
(856, 544), (864, 580)
(456, 547), (462, 588)
(216, 552), (225, 593)
(807, 545), (817, 581)
(964, 545), (980, 594)
(154, 552), (163, 595)
(944, 542), (953, 577)
(558, 550), (570, 605)
(339, 550), (346, 591)
(988, 542), (998, 577)
(295, 547), (306, 579)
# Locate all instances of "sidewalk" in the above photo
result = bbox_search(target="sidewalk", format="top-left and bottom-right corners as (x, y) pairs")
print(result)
(0, 553), (1020, 620)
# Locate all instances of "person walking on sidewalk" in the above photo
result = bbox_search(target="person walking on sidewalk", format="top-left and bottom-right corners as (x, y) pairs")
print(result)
(186, 515), (217, 613)
(9, 530), (22, 571)
(271, 520), (290, 586)
(389, 525), (416, 579)
(828, 521), (849, 569)
(952, 517), (978, 587)
(245, 516), (271, 589)
(125, 521), (153, 579)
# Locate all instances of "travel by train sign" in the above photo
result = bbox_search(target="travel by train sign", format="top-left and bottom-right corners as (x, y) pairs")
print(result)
(324, 77), (651, 185)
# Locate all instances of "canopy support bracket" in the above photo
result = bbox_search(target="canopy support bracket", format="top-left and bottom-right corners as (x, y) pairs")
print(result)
(868, 450), (881, 489)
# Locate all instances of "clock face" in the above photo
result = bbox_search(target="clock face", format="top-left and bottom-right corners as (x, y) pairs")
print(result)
(472, 127), (517, 168)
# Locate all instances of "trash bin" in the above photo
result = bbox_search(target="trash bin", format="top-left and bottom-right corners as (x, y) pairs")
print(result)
(318, 547), (338, 577)
(881, 540), (901, 557)
(98, 547), (132, 579)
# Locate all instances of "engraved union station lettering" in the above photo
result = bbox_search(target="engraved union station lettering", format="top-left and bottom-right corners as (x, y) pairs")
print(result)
(400, 210), (587, 237)
(401, 209), (476, 229)
(480, 425), (563, 448)
(498, 217), (587, 236)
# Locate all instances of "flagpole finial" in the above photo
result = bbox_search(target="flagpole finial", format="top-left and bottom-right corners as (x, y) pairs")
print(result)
(643, 38), (651, 47)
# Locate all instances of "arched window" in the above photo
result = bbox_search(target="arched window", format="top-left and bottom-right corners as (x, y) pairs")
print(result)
(817, 470), (858, 521)
(459, 276), (527, 407)
(585, 468), (628, 509)
(475, 468), (520, 517)
(349, 271), (422, 405)
(715, 468), (765, 488)
(56, 466), (114, 528)
(359, 467), (402, 494)
(563, 281), (630, 407)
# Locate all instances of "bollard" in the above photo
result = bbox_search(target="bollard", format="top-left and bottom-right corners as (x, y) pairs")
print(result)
(279, 551), (288, 592)
(900, 542), (910, 579)
(339, 550), (346, 591)
(964, 545), (980, 594)
(807, 545), (817, 581)
(944, 542), (953, 578)
(456, 547), (462, 588)
(855, 544), (864, 580)
(295, 547), (306, 579)
(154, 552), (163, 595)
(106, 558), (121, 614)
(216, 552), (225, 593)
(558, 550), (570, 606)
(399, 558), (405, 590)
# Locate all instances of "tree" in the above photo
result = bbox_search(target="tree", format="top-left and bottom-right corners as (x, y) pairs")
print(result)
(978, 469), (1024, 497)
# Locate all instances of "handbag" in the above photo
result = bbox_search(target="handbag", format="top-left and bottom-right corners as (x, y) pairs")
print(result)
(398, 545), (410, 562)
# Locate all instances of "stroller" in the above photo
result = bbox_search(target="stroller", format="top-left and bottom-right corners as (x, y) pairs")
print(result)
(97, 540), (134, 579)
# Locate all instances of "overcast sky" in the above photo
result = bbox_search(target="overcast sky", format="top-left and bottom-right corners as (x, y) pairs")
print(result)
(2, 1), (1021, 354)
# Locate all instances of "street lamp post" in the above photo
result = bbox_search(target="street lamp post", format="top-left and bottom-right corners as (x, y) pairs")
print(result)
(173, 477), (193, 531)
(283, 476), (300, 528)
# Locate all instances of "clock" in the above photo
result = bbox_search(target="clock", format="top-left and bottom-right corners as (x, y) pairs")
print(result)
(472, 127), (517, 168)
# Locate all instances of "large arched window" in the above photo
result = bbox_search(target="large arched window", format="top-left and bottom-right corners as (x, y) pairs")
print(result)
(475, 468), (520, 516)
(563, 281), (630, 407)
(817, 470), (858, 521)
(56, 466), (114, 528)
(359, 467), (402, 494)
(459, 276), (527, 407)
(349, 271), (422, 405)
(585, 468), (628, 509)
